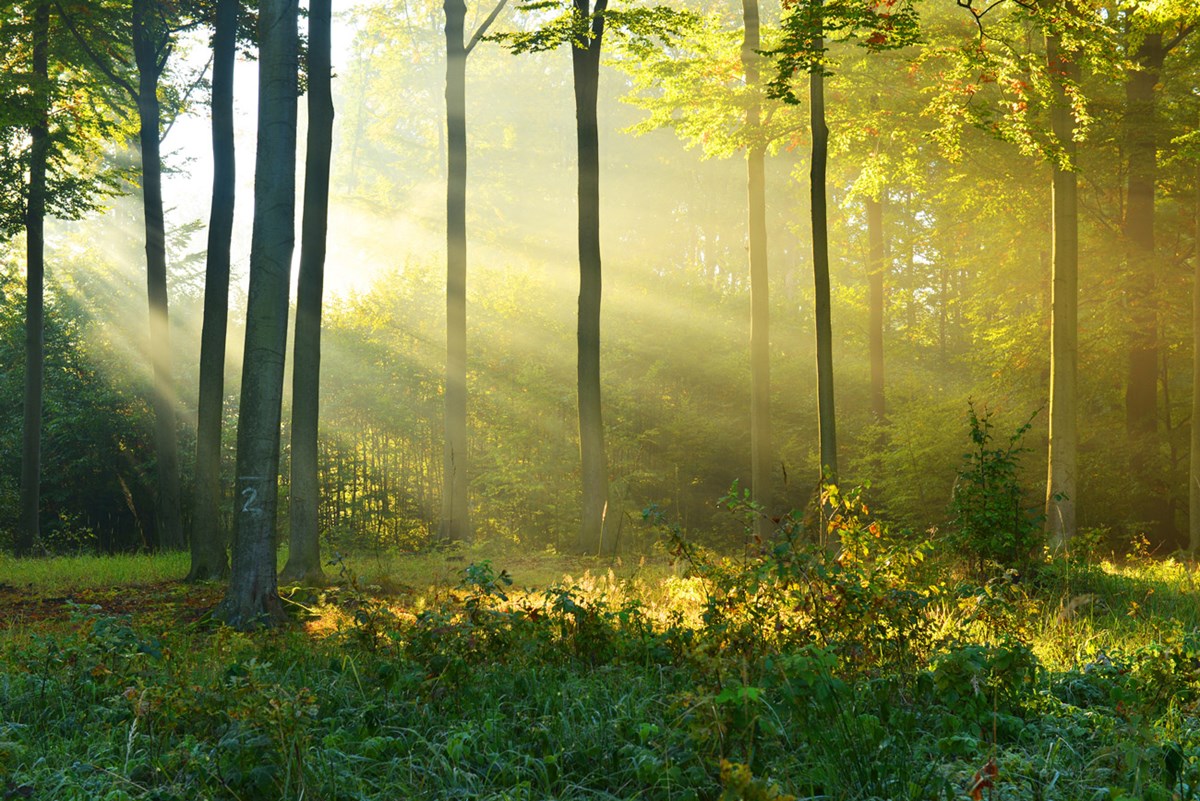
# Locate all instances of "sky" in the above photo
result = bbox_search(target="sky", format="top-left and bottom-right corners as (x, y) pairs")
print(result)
(159, 8), (374, 298)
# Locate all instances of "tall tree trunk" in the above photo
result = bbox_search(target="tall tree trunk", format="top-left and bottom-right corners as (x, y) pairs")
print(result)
(573, 0), (609, 555)
(1044, 31), (1078, 550)
(743, 0), (771, 540)
(132, 0), (183, 551)
(810, 11), (837, 485)
(17, 1), (50, 558)
(217, 0), (299, 628)
(1123, 33), (1169, 543)
(188, 0), (238, 581)
(282, 0), (333, 584)
(1189, 145), (1200, 553)
(867, 196), (885, 425)
(441, 0), (470, 543)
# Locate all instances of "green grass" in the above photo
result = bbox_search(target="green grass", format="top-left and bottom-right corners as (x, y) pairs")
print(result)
(0, 550), (191, 592)
(5, 548), (1200, 800)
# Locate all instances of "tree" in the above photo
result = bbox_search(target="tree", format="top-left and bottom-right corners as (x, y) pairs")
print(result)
(1043, 25), (1079, 550)
(742, 0), (772, 540)
(58, 0), (207, 551)
(766, 0), (919, 489)
(18, 2), (50, 557)
(1118, 6), (1196, 544)
(440, 0), (508, 544)
(281, 0), (333, 584)
(2, 1), (127, 556)
(492, 0), (691, 554)
(217, 0), (299, 627)
(188, 0), (239, 581)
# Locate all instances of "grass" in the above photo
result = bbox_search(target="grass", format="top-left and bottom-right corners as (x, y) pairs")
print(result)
(4, 547), (1200, 800)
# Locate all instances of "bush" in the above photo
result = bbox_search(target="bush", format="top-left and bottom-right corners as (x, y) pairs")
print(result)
(947, 404), (1043, 575)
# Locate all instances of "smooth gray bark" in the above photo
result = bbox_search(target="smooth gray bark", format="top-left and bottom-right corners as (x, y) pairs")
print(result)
(189, 0), (238, 581)
(743, 0), (771, 540)
(282, 0), (333, 585)
(132, 0), (183, 551)
(1044, 31), (1078, 550)
(810, 13), (837, 485)
(17, 1), (50, 557)
(573, 0), (610, 555)
(441, 0), (470, 544)
(217, 0), (299, 627)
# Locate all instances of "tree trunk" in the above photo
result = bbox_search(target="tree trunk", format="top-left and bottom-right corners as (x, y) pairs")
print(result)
(1123, 33), (1169, 543)
(188, 0), (238, 581)
(743, 0), (771, 540)
(17, 1), (50, 558)
(281, 0), (332, 585)
(217, 0), (299, 628)
(867, 196), (885, 425)
(810, 11), (837, 485)
(132, 0), (183, 551)
(573, 0), (609, 555)
(1044, 31), (1078, 550)
(1189, 147), (1200, 553)
(441, 0), (470, 544)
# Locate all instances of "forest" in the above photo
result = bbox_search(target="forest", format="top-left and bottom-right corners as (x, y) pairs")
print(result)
(2, 0), (1200, 797)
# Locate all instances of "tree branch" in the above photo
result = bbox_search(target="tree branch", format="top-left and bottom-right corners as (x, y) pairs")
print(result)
(466, 0), (510, 56)
(54, 0), (138, 101)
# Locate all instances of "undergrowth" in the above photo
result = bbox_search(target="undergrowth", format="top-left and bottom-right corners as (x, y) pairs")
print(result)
(4, 522), (1200, 799)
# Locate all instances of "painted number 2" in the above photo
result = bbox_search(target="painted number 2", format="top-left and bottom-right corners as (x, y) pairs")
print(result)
(241, 486), (260, 514)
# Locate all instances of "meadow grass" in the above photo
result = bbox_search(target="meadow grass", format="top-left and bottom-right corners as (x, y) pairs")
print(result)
(5, 547), (1200, 799)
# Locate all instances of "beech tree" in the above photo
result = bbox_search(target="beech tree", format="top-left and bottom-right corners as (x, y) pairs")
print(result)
(492, 0), (691, 554)
(440, 0), (509, 544)
(1118, 3), (1196, 544)
(1, 2), (126, 556)
(281, 0), (334, 584)
(217, 0), (299, 627)
(58, 0), (214, 551)
(766, 0), (919, 489)
(188, 0), (240, 581)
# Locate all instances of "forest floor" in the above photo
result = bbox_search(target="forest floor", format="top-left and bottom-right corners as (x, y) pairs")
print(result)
(3, 544), (1200, 800)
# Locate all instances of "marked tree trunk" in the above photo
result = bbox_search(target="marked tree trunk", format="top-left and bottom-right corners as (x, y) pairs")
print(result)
(573, 0), (610, 555)
(1044, 30), (1078, 550)
(743, 0), (772, 540)
(282, 0), (333, 584)
(217, 0), (299, 627)
(188, 0), (238, 581)
(17, 1), (50, 557)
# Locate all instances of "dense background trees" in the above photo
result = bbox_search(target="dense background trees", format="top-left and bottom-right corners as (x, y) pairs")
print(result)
(1, 0), (1199, 565)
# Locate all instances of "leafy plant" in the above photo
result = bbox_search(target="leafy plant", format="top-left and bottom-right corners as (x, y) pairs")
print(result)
(948, 404), (1043, 575)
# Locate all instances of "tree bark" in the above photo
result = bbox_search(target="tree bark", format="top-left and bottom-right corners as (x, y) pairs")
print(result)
(132, 0), (183, 551)
(282, 0), (333, 585)
(1044, 31), (1078, 550)
(810, 10), (837, 485)
(1189, 146), (1200, 553)
(573, 0), (609, 555)
(217, 0), (299, 628)
(440, 0), (470, 544)
(17, 1), (50, 558)
(867, 196), (885, 425)
(743, 0), (771, 540)
(188, 0), (238, 581)
(1123, 32), (1169, 542)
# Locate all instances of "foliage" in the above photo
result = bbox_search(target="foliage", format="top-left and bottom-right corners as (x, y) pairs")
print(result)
(7, 549), (1200, 797)
(947, 404), (1043, 574)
